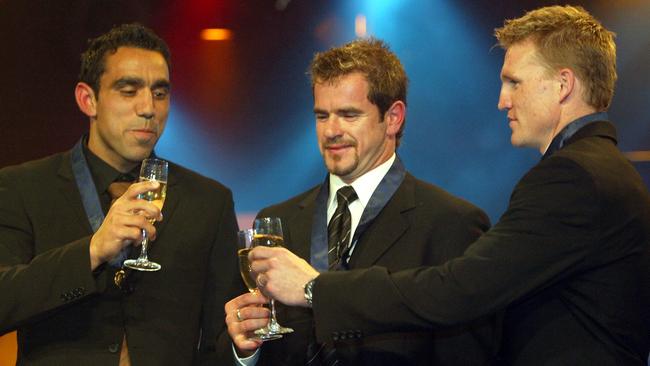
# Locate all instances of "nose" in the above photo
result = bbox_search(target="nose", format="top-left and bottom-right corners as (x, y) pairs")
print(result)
(497, 85), (511, 111)
(137, 89), (155, 120)
(322, 116), (343, 139)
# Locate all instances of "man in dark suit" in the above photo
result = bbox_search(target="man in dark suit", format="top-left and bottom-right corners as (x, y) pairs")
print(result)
(249, 5), (650, 366)
(0, 24), (242, 365)
(222, 38), (500, 365)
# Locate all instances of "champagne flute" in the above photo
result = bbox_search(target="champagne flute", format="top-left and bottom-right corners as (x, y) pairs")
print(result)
(237, 229), (282, 341)
(252, 217), (294, 336)
(123, 158), (167, 272)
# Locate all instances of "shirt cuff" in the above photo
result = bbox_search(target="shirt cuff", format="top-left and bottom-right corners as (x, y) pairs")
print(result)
(231, 343), (260, 366)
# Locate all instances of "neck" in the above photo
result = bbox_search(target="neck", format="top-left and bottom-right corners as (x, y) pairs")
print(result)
(541, 104), (597, 154)
(87, 136), (139, 173)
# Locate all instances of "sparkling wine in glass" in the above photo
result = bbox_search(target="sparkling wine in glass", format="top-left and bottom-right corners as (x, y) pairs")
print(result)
(237, 229), (282, 341)
(252, 217), (294, 337)
(123, 158), (167, 272)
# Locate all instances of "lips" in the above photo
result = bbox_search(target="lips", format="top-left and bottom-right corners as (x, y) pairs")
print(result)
(324, 143), (355, 155)
(326, 144), (350, 150)
(131, 129), (157, 141)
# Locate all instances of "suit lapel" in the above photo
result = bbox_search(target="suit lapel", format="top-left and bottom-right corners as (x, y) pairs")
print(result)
(57, 151), (94, 235)
(287, 188), (319, 261)
(348, 175), (416, 268)
(151, 162), (181, 241)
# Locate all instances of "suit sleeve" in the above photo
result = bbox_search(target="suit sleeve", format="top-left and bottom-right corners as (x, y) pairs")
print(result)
(0, 168), (106, 334)
(312, 157), (601, 342)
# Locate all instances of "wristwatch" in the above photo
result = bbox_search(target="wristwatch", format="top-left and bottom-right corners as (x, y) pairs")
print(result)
(304, 278), (316, 307)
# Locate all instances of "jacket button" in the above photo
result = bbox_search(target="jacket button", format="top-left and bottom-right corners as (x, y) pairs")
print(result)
(108, 343), (119, 353)
(332, 331), (339, 341)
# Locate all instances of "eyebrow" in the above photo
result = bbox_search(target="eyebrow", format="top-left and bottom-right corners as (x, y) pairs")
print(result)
(152, 79), (171, 90)
(335, 107), (363, 115)
(313, 107), (363, 114)
(500, 72), (519, 82)
(111, 77), (171, 90)
(112, 77), (145, 89)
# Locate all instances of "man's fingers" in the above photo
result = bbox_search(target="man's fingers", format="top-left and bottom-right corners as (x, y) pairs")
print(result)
(233, 335), (263, 354)
(225, 292), (269, 312)
(235, 305), (271, 322)
(111, 214), (157, 241)
(249, 246), (286, 260)
(124, 180), (160, 199)
(119, 200), (162, 222)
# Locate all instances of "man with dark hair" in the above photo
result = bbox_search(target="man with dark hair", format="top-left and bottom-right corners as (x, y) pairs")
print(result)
(0, 23), (242, 365)
(249, 6), (650, 365)
(222, 38), (500, 365)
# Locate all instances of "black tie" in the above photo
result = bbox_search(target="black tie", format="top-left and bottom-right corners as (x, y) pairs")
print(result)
(327, 186), (358, 270)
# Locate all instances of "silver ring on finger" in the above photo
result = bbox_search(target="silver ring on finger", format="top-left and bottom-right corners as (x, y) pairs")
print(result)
(236, 308), (243, 322)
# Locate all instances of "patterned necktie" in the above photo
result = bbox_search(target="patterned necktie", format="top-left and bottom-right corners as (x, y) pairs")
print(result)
(307, 186), (358, 366)
(327, 186), (358, 270)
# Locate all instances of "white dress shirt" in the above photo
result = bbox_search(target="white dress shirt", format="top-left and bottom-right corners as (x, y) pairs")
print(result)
(326, 153), (395, 255)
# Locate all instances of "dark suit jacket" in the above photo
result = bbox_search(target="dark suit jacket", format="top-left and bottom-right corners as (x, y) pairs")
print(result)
(312, 121), (650, 365)
(0, 148), (243, 365)
(251, 172), (500, 365)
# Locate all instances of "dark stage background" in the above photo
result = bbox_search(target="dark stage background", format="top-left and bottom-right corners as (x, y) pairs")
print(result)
(1, 0), (648, 227)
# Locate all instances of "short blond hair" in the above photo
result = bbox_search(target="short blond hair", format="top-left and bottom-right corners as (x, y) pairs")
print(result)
(495, 5), (616, 111)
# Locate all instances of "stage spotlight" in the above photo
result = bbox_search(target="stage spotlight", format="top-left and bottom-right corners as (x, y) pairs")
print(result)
(355, 14), (367, 37)
(200, 28), (233, 41)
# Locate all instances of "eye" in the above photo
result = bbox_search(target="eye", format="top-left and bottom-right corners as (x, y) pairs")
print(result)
(152, 88), (169, 100)
(342, 112), (360, 121)
(315, 113), (328, 121)
(506, 78), (519, 88)
(120, 88), (137, 97)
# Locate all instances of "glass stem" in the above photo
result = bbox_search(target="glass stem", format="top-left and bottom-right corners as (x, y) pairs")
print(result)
(269, 299), (280, 330)
(139, 228), (149, 262)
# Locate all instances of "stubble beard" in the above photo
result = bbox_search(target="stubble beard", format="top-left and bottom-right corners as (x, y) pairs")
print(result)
(325, 150), (359, 178)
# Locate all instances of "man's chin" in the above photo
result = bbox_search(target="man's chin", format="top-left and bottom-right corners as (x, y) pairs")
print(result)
(125, 147), (156, 164)
(326, 164), (356, 179)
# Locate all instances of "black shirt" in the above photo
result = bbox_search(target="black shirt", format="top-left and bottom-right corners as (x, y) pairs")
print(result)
(82, 139), (138, 214)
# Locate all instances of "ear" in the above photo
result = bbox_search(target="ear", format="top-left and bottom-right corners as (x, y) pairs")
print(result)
(383, 100), (406, 137)
(75, 82), (98, 118)
(557, 68), (575, 104)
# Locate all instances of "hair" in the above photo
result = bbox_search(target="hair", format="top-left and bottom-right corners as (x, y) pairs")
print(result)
(309, 37), (408, 146)
(494, 5), (616, 111)
(79, 23), (171, 96)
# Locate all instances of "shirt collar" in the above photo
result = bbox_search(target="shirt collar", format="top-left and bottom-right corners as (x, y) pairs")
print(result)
(328, 153), (396, 209)
(542, 112), (609, 159)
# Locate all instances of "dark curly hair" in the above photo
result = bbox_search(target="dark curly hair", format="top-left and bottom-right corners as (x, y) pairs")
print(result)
(79, 23), (171, 97)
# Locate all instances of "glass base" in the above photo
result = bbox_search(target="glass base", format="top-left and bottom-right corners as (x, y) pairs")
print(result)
(249, 332), (283, 342)
(123, 259), (161, 272)
(255, 324), (294, 336)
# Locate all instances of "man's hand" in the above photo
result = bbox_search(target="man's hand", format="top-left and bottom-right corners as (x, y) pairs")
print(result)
(89, 181), (163, 270)
(249, 247), (319, 307)
(224, 292), (270, 357)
